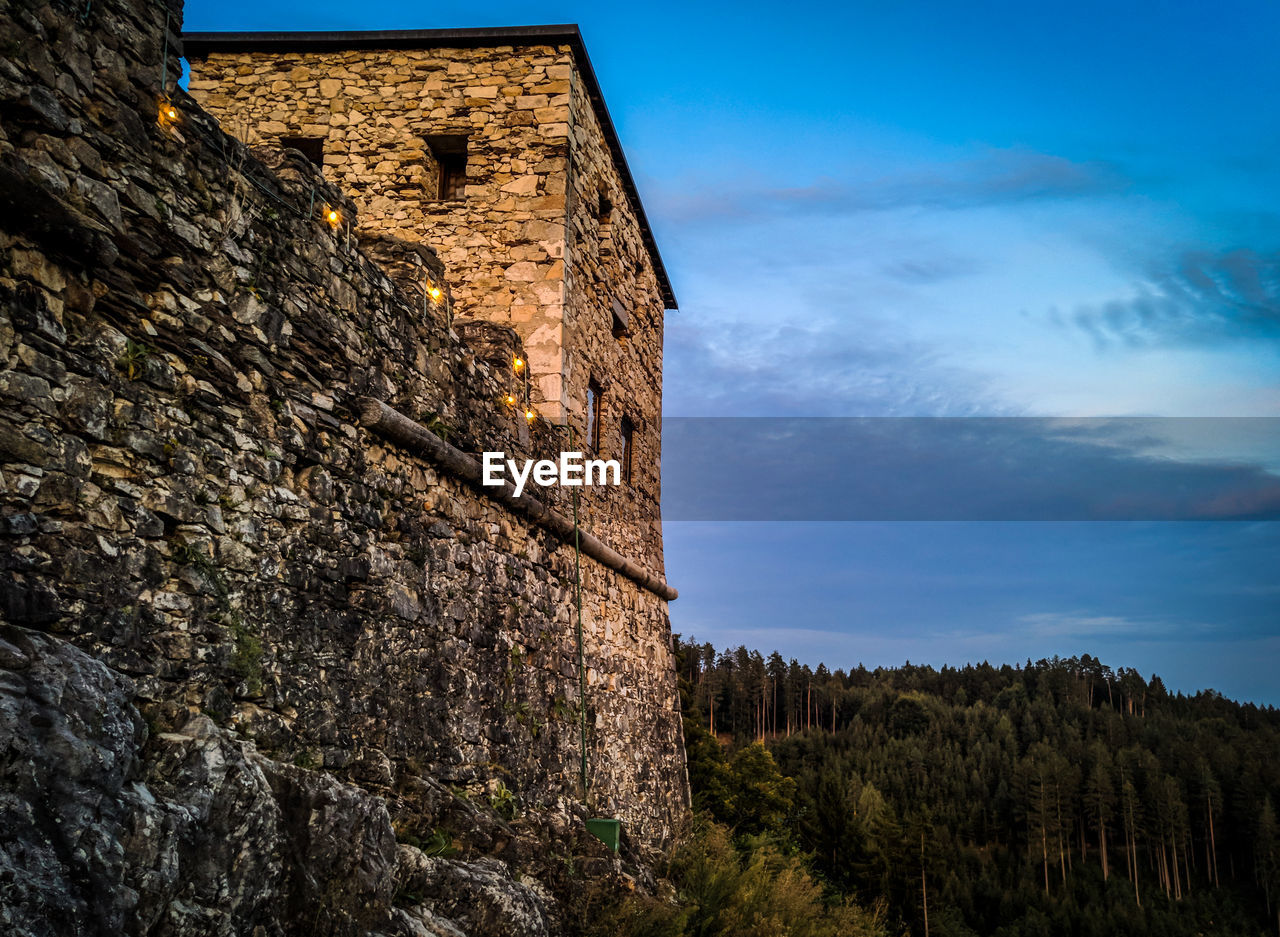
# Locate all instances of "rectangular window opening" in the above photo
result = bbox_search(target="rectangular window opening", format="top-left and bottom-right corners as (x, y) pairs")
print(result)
(598, 194), (614, 255)
(279, 136), (325, 170)
(428, 135), (469, 200)
(586, 379), (603, 452)
(620, 415), (635, 486)
(611, 297), (631, 340)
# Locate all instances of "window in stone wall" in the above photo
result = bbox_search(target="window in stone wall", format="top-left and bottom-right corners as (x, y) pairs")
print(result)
(279, 136), (325, 170)
(428, 135), (468, 200)
(620, 415), (635, 486)
(597, 194), (614, 256)
(586, 378), (602, 451)
(611, 297), (631, 340)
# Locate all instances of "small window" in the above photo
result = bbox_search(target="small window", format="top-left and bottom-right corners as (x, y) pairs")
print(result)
(620, 415), (634, 486)
(611, 298), (630, 340)
(439, 153), (466, 199)
(428, 135), (468, 200)
(586, 379), (602, 451)
(598, 194), (613, 255)
(280, 136), (324, 170)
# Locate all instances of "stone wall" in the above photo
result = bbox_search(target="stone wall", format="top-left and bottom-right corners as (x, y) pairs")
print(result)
(187, 43), (576, 416)
(186, 37), (672, 570)
(561, 63), (667, 563)
(0, 0), (686, 905)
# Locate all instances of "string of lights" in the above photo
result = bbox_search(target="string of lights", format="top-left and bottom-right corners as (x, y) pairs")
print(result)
(147, 2), (540, 481)
(140, 0), (458, 333)
(154, 80), (450, 317)
(512, 355), (537, 422)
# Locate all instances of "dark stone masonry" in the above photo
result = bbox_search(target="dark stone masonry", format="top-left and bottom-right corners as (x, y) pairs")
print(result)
(0, 0), (689, 933)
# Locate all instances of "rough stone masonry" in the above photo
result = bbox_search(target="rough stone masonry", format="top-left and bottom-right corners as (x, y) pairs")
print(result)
(182, 26), (678, 568)
(0, 0), (690, 932)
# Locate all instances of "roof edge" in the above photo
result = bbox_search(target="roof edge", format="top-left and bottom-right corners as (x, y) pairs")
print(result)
(183, 26), (678, 309)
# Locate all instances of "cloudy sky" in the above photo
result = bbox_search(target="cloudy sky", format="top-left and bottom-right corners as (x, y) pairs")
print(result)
(187, 0), (1280, 703)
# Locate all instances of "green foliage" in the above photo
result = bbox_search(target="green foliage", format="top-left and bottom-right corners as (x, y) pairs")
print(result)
(228, 613), (264, 695)
(552, 695), (571, 721)
(727, 743), (796, 836)
(683, 715), (734, 822)
(172, 540), (206, 568)
(595, 822), (887, 937)
(682, 720), (796, 837)
(489, 781), (518, 821)
(677, 637), (1280, 937)
(116, 339), (154, 380)
(422, 826), (460, 858)
(423, 412), (456, 442)
(171, 538), (265, 697)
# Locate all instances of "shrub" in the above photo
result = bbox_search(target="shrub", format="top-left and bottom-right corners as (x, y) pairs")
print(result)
(595, 822), (888, 937)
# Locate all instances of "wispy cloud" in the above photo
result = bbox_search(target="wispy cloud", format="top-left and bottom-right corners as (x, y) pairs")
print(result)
(1018, 612), (1171, 639)
(880, 254), (981, 285)
(1064, 248), (1280, 348)
(652, 147), (1128, 224)
(664, 315), (1005, 416)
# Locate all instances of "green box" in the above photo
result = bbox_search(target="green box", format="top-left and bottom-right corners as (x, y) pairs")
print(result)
(585, 817), (621, 853)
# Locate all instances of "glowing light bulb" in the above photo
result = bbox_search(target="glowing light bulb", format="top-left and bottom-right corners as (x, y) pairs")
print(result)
(428, 285), (443, 301)
(513, 357), (524, 371)
(165, 105), (177, 120)
(325, 208), (341, 226)
(525, 409), (535, 421)
(505, 394), (516, 405)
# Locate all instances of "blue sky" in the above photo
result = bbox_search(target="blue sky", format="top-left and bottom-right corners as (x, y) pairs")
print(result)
(186, 0), (1280, 702)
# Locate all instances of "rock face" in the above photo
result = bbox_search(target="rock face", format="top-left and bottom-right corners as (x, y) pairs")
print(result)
(0, 624), (152, 936)
(0, 0), (688, 930)
(0, 624), (395, 936)
(0, 623), (597, 936)
(394, 849), (553, 937)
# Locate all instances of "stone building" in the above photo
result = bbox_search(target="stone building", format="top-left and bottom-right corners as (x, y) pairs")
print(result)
(184, 27), (677, 570)
(180, 21), (686, 846)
